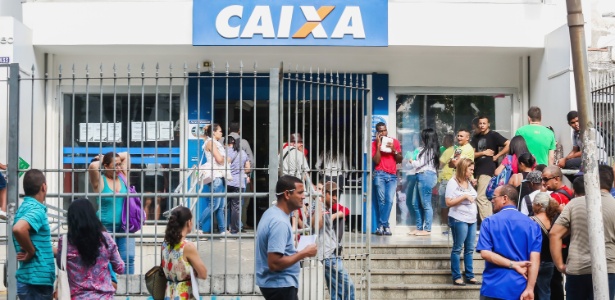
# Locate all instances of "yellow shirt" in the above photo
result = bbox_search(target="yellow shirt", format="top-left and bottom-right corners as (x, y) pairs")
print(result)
(458, 143), (475, 161)
(438, 147), (455, 181)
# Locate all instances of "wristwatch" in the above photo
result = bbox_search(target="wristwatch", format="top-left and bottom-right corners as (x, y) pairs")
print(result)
(509, 261), (514, 269)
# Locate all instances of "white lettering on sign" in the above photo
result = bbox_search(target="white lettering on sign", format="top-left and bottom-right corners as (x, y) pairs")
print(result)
(215, 5), (366, 40)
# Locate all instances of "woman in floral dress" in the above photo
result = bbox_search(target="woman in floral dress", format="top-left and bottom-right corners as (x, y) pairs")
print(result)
(162, 206), (208, 300)
(57, 198), (125, 299)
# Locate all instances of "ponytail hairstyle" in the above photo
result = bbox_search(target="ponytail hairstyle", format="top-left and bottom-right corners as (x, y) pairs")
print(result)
(164, 206), (192, 248)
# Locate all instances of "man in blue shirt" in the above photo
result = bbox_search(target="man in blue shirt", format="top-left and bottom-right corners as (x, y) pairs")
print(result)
(255, 175), (317, 300)
(12, 169), (56, 300)
(476, 184), (541, 300)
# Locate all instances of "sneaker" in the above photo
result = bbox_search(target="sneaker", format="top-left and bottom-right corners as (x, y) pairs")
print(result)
(375, 226), (384, 236)
(383, 227), (392, 236)
(0, 210), (7, 221)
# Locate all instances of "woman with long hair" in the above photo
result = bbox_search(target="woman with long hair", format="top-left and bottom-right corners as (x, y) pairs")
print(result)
(445, 158), (479, 286)
(495, 136), (531, 175)
(198, 123), (228, 235)
(57, 199), (124, 299)
(508, 152), (537, 201)
(226, 136), (251, 234)
(88, 151), (135, 274)
(408, 128), (440, 236)
(162, 206), (208, 299)
(529, 193), (560, 300)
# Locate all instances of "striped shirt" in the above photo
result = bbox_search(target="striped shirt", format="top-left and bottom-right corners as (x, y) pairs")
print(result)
(13, 197), (55, 286)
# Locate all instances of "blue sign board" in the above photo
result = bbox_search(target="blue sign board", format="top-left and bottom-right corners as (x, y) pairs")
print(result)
(193, 0), (387, 46)
(0, 57), (10, 63)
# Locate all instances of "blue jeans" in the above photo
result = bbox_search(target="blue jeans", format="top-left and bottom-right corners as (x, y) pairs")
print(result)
(115, 235), (135, 274)
(373, 170), (397, 228)
(199, 177), (226, 232)
(449, 216), (476, 281)
(17, 282), (53, 300)
(323, 256), (356, 300)
(413, 171), (437, 231)
(405, 174), (418, 226)
(565, 273), (615, 300)
(535, 261), (553, 300)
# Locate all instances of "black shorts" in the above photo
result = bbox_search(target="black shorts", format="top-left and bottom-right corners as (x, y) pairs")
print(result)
(259, 286), (298, 300)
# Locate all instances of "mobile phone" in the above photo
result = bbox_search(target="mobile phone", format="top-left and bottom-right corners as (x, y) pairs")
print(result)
(454, 148), (462, 156)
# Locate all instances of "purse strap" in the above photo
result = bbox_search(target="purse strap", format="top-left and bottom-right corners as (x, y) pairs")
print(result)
(61, 234), (68, 271)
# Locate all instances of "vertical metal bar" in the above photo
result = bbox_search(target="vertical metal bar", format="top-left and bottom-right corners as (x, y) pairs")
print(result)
(252, 63), (258, 294)
(269, 67), (280, 203)
(365, 74), (373, 300)
(7, 63), (20, 300)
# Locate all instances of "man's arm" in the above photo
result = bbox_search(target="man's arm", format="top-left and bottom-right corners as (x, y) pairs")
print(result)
(548, 150), (555, 166)
(13, 220), (36, 262)
(520, 252), (541, 300)
(494, 140), (510, 162)
(267, 245), (317, 271)
(480, 250), (532, 279)
(549, 224), (569, 273)
(558, 146), (582, 168)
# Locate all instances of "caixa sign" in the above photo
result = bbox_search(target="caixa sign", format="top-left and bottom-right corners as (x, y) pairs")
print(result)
(193, 0), (387, 46)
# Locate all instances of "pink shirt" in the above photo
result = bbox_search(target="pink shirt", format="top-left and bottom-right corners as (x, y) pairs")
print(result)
(371, 138), (401, 175)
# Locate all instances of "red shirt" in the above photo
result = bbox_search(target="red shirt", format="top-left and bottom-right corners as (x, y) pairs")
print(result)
(371, 138), (401, 175)
(332, 203), (350, 217)
(550, 185), (573, 205)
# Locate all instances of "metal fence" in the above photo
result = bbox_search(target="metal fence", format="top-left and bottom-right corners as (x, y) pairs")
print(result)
(1, 62), (372, 299)
(591, 71), (615, 165)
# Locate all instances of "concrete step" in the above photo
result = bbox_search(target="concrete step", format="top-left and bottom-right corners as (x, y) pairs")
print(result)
(350, 253), (485, 271)
(367, 269), (483, 285)
(345, 243), (455, 255)
(369, 283), (481, 299)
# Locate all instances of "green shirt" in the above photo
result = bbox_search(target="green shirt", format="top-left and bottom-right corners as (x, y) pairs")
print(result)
(514, 124), (555, 165)
(12, 197), (55, 286)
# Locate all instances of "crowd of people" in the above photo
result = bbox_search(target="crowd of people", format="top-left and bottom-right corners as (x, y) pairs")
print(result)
(373, 106), (615, 299)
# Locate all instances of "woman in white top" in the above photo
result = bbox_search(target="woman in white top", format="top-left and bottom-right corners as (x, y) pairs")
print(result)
(445, 158), (479, 286)
(198, 123), (228, 234)
(408, 128), (440, 236)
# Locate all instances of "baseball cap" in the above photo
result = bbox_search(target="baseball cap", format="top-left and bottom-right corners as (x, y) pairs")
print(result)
(527, 170), (542, 184)
(324, 181), (338, 194)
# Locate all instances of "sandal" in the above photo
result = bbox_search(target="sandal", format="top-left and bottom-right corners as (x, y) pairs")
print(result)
(415, 231), (431, 236)
(466, 278), (481, 285)
(453, 279), (466, 286)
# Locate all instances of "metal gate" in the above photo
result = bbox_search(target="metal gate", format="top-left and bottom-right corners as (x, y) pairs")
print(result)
(1, 62), (372, 299)
(591, 71), (615, 165)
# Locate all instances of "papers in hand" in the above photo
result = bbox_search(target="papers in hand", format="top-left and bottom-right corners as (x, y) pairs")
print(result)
(190, 268), (200, 297)
(380, 136), (393, 153)
(296, 235), (316, 252)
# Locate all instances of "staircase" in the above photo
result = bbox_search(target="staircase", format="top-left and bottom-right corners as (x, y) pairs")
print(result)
(347, 238), (483, 299)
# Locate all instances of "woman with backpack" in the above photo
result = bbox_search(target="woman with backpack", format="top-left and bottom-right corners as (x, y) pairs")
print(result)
(494, 136), (531, 176)
(408, 128), (440, 236)
(508, 152), (537, 201)
(445, 158), (480, 286)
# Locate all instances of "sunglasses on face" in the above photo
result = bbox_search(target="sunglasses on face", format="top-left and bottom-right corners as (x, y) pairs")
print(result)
(542, 176), (557, 182)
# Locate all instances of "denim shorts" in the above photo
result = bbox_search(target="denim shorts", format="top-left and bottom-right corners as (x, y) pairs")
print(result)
(0, 174), (6, 190)
(17, 281), (53, 300)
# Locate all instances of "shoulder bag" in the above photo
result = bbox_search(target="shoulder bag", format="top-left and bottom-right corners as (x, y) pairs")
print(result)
(145, 250), (167, 300)
(118, 172), (145, 233)
(55, 234), (71, 300)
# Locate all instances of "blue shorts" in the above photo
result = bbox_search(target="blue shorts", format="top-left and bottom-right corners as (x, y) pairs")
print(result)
(0, 174), (6, 190)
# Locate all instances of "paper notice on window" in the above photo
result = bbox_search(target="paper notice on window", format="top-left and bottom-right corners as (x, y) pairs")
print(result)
(158, 121), (174, 141)
(107, 123), (122, 142)
(146, 122), (158, 141)
(296, 234), (316, 252)
(190, 268), (200, 297)
(131, 122), (145, 141)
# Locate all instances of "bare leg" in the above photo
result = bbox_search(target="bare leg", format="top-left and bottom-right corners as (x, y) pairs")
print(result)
(0, 188), (5, 211)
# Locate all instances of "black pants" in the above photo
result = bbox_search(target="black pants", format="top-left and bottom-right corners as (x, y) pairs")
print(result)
(259, 286), (298, 300)
(227, 186), (241, 233)
(551, 247), (568, 300)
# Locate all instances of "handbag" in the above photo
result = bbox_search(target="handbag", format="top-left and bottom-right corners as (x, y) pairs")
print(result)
(55, 234), (70, 300)
(118, 173), (145, 233)
(145, 251), (167, 300)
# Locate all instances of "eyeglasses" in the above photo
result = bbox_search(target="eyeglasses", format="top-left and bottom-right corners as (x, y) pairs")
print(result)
(542, 176), (557, 182)
(275, 189), (296, 196)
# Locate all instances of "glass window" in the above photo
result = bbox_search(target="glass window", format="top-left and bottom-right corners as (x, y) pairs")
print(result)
(62, 93), (180, 220)
(395, 94), (512, 227)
